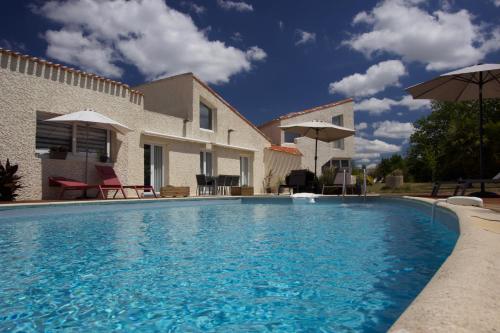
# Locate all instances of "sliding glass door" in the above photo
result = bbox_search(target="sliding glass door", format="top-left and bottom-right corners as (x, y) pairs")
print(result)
(240, 156), (249, 186)
(144, 144), (164, 190)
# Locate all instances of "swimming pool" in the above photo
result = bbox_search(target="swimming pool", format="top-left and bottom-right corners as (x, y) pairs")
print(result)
(0, 197), (458, 332)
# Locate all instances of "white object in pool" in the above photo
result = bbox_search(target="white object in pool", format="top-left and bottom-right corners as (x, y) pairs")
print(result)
(291, 192), (319, 203)
(446, 196), (483, 207)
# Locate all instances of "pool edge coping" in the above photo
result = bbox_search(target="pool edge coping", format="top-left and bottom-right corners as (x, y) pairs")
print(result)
(389, 196), (500, 333)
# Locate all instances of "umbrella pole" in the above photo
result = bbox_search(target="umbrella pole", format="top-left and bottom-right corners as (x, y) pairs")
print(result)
(479, 72), (485, 194)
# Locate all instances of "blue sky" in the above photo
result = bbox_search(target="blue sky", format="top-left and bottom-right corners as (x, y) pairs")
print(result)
(1, 0), (499, 166)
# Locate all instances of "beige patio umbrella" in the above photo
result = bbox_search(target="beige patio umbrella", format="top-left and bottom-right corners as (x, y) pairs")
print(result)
(280, 120), (355, 177)
(406, 63), (500, 195)
(46, 109), (131, 184)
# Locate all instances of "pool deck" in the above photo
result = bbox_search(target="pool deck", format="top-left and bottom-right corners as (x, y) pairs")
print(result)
(390, 197), (500, 333)
(1, 194), (499, 332)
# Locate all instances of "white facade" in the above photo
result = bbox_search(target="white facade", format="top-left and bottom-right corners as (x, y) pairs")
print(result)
(259, 99), (355, 175)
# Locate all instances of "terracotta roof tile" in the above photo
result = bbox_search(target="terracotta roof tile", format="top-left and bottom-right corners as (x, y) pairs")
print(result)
(267, 145), (302, 156)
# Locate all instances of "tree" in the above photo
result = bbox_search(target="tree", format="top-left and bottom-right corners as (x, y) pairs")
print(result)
(406, 99), (500, 182)
(374, 154), (407, 180)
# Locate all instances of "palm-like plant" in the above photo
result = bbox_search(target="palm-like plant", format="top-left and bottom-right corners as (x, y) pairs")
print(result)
(0, 159), (23, 201)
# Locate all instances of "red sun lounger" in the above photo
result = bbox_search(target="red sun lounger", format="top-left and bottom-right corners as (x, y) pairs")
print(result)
(95, 165), (157, 199)
(48, 177), (100, 200)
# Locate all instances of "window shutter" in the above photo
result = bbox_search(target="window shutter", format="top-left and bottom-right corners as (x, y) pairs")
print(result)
(36, 113), (72, 151)
(77, 126), (107, 153)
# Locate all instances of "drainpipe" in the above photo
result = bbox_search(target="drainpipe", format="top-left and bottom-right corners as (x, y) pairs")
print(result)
(228, 129), (234, 145)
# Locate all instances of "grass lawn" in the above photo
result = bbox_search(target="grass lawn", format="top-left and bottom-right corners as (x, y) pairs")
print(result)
(369, 182), (500, 197)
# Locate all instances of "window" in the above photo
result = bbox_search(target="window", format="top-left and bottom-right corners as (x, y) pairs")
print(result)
(332, 115), (344, 149)
(35, 111), (109, 157)
(240, 156), (249, 186)
(200, 102), (213, 130)
(200, 151), (213, 176)
(284, 132), (300, 143)
(332, 115), (343, 126)
(36, 112), (73, 151)
(77, 126), (107, 153)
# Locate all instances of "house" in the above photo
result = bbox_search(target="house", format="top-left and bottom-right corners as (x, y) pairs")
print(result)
(258, 99), (355, 176)
(0, 48), (302, 200)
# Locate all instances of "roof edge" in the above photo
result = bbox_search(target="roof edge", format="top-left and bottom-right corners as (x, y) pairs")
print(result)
(0, 48), (144, 96)
(191, 74), (272, 143)
(258, 98), (354, 128)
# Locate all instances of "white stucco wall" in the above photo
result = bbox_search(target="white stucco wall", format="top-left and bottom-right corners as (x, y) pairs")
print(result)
(137, 74), (272, 195)
(264, 149), (302, 191)
(259, 100), (355, 175)
(0, 51), (144, 200)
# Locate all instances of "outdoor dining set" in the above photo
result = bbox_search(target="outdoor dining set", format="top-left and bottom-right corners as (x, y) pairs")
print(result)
(196, 174), (240, 195)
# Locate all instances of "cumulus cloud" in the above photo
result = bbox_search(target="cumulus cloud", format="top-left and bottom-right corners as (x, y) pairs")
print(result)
(295, 29), (316, 45)
(355, 122), (368, 130)
(355, 95), (430, 115)
(328, 60), (406, 97)
(493, 0), (500, 6)
(231, 32), (243, 43)
(181, 1), (206, 14)
(34, 0), (266, 83)
(217, 0), (253, 12)
(372, 120), (415, 139)
(354, 136), (401, 165)
(345, 0), (500, 71)
(245, 46), (267, 61)
(0, 39), (26, 51)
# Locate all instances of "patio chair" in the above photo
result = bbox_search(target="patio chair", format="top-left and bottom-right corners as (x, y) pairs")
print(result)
(278, 169), (313, 195)
(196, 174), (215, 195)
(48, 176), (100, 200)
(95, 165), (157, 199)
(216, 175), (227, 195)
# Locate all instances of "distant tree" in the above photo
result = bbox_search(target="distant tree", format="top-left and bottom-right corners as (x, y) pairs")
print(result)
(374, 154), (407, 180)
(406, 99), (500, 182)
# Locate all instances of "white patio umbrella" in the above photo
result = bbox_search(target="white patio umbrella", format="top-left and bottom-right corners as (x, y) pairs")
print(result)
(46, 108), (131, 183)
(280, 120), (355, 177)
(406, 63), (500, 195)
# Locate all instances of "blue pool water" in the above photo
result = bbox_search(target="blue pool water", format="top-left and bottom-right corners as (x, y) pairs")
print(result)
(0, 198), (458, 332)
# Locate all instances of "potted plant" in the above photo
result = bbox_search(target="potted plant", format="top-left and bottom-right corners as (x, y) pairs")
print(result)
(385, 169), (404, 188)
(263, 169), (274, 194)
(0, 159), (22, 201)
(49, 146), (69, 160)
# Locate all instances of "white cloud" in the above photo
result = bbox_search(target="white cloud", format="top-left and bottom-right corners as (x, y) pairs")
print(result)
(245, 46), (267, 61)
(217, 0), (253, 12)
(0, 39), (26, 51)
(231, 32), (243, 42)
(35, 0), (265, 83)
(493, 0), (500, 7)
(328, 60), (406, 97)
(354, 136), (401, 165)
(182, 2), (206, 14)
(373, 120), (415, 139)
(278, 20), (284, 31)
(295, 29), (316, 45)
(345, 0), (500, 71)
(355, 95), (430, 115)
(355, 122), (368, 130)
